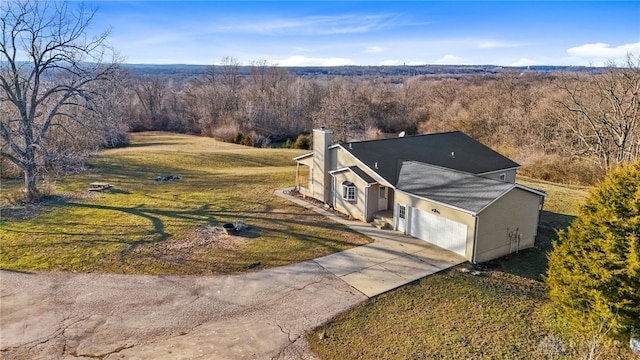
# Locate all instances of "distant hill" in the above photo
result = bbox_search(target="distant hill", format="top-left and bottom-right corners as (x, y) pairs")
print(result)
(121, 63), (605, 80)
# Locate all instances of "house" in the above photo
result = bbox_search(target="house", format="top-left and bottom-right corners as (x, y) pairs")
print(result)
(294, 128), (546, 264)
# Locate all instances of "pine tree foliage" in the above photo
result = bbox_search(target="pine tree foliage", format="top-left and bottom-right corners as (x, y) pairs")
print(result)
(546, 161), (640, 342)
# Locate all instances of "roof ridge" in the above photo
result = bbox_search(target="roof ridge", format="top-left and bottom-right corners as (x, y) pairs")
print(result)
(338, 130), (463, 146)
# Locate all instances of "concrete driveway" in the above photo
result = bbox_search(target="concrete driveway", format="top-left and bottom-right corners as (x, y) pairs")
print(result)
(315, 235), (465, 297)
(277, 189), (466, 297)
(0, 262), (365, 359)
(1, 191), (465, 359)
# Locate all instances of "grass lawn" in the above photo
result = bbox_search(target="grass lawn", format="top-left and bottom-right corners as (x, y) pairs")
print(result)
(0, 132), (371, 274)
(309, 176), (637, 359)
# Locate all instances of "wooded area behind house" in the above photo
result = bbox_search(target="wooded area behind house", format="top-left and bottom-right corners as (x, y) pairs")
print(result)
(2, 56), (640, 186)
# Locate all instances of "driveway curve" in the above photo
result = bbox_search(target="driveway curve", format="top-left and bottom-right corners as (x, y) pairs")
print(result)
(0, 261), (366, 359)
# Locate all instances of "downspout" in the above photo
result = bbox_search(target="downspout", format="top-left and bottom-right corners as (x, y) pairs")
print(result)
(364, 184), (369, 221)
(330, 174), (336, 208)
(535, 196), (545, 247)
(472, 215), (479, 264)
(295, 163), (299, 190)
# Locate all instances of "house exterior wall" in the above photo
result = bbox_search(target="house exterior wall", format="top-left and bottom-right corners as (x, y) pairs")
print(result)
(394, 191), (477, 262)
(474, 188), (543, 263)
(479, 168), (517, 183)
(336, 147), (358, 169)
(332, 171), (370, 222)
(311, 129), (333, 203)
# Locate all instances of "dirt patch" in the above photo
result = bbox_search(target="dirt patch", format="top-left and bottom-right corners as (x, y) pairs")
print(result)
(158, 225), (252, 252)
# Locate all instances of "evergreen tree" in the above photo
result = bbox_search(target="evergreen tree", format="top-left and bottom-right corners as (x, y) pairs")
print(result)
(546, 162), (640, 343)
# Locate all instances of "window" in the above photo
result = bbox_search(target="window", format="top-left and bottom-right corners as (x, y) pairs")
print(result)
(398, 204), (406, 219)
(342, 181), (356, 201)
(379, 186), (386, 199)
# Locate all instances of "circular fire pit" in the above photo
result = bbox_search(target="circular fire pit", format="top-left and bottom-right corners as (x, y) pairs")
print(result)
(222, 223), (236, 234)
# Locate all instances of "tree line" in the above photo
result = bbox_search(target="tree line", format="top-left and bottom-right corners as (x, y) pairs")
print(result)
(2, 0), (640, 202)
(114, 55), (640, 186)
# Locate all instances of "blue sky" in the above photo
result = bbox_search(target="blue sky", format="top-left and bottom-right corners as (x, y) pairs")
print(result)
(89, 1), (640, 66)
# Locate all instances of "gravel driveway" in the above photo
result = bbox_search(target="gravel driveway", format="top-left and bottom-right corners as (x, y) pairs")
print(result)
(0, 261), (366, 359)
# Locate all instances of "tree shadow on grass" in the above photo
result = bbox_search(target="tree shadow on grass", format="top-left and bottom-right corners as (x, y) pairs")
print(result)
(59, 202), (220, 256)
(482, 210), (577, 281)
(3, 200), (366, 267)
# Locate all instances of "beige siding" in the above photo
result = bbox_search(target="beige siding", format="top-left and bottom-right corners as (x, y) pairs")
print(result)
(480, 169), (517, 183)
(332, 171), (370, 222)
(310, 129), (333, 203)
(335, 148), (389, 185)
(474, 188), (542, 263)
(395, 191), (477, 262)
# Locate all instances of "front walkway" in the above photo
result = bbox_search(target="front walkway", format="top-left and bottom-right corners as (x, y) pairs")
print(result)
(275, 189), (466, 297)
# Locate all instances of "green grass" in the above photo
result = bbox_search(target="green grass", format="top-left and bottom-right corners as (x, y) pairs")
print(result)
(309, 175), (636, 359)
(0, 132), (371, 274)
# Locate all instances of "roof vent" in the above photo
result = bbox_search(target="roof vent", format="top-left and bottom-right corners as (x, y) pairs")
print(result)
(375, 162), (379, 169)
(349, 143), (352, 149)
(451, 151), (455, 158)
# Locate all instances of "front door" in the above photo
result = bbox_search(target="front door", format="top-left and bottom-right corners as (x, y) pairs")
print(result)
(397, 204), (407, 232)
(378, 186), (388, 211)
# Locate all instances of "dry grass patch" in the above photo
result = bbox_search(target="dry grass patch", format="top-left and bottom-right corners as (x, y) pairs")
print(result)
(0, 132), (371, 274)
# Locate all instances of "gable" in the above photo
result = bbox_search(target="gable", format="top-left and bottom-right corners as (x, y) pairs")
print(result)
(339, 131), (520, 186)
(329, 166), (378, 185)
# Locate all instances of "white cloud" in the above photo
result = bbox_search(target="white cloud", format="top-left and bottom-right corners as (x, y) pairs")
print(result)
(566, 42), (640, 65)
(434, 54), (465, 65)
(216, 14), (401, 36)
(510, 58), (541, 67)
(477, 40), (529, 49)
(366, 46), (384, 54)
(272, 55), (356, 66)
(381, 60), (401, 66)
(567, 42), (640, 57)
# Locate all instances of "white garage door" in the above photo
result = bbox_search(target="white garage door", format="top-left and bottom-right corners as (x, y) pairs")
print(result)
(409, 208), (467, 256)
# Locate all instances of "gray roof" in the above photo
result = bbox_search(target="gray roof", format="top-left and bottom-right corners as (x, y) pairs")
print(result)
(330, 166), (378, 185)
(339, 131), (520, 186)
(397, 161), (515, 214)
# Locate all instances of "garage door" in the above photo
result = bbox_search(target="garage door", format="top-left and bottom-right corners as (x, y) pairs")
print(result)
(409, 208), (467, 256)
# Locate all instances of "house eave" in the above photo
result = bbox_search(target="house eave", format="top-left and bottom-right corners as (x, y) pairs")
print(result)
(476, 165), (521, 176)
(395, 188), (478, 216)
(336, 144), (395, 188)
(474, 183), (548, 214)
(293, 152), (313, 161)
(330, 167), (378, 185)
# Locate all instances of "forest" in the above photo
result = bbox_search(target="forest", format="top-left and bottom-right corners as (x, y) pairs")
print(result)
(2, 55), (640, 187)
(98, 57), (640, 185)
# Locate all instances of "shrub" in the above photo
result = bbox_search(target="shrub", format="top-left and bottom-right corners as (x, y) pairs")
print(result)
(248, 132), (271, 148)
(294, 133), (312, 150)
(233, 132), (245, 144)
(546, 161), (640, 345)
(102, 131), (130, 149)
(240, 133), (252, 146)
(207, 124), (241, 143)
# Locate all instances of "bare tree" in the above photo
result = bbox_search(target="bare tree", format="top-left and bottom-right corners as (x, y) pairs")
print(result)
(0, 0), (120, 200)
(556, 55), (640, 171)
(312, 78), (370, 142)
